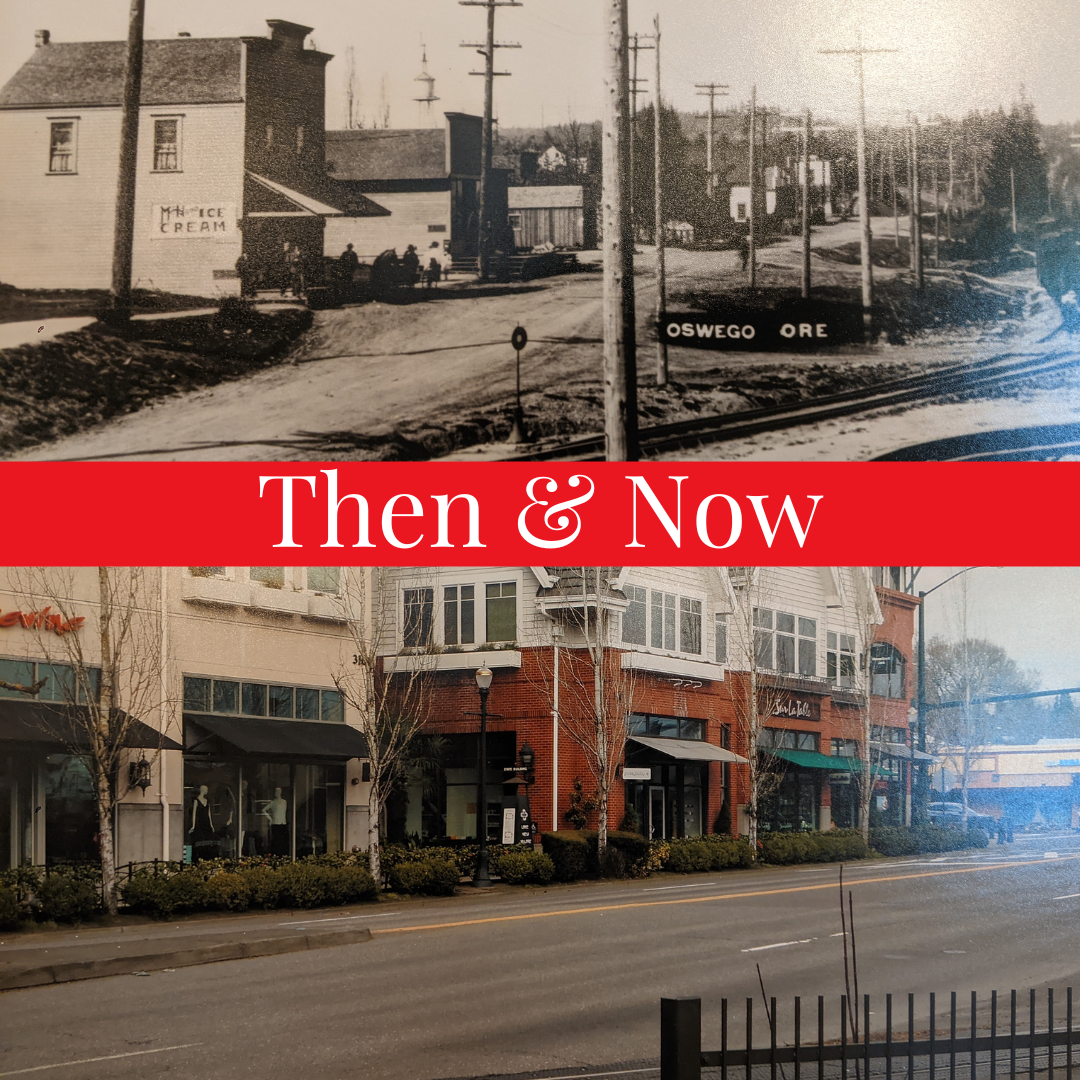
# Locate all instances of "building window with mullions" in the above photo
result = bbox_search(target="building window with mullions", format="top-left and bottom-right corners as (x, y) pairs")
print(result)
(48, 120), (76, 173)
(153, 117), (181, 171)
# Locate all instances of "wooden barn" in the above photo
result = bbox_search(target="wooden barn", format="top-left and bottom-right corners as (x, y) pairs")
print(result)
(507, 185), (585, 249)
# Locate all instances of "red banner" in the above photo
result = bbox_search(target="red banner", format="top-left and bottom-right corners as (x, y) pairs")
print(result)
(1, 461), (1076, 565)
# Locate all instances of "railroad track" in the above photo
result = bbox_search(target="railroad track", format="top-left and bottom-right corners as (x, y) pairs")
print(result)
(873, 422), (1080, 461)
(505, 340), (1080, 462)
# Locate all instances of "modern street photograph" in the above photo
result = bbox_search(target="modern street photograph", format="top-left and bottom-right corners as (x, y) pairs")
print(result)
(0, 0), (1078, 461)
(0, 564), (1078, 1080)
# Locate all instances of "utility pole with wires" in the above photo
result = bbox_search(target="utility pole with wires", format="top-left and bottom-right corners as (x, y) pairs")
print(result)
(908, 117), (924, 290)
(106, 0), (146, 323)
(890, 134), (899, 249)
(748, 85), (757, 287)
(653, 13), (667, 387)
(820, 34), (898, 328)
(460, 0), (521, 281)
(695, 81), (729, 199)
(601, 0), (638, 461)
(629, 32), (654, 236)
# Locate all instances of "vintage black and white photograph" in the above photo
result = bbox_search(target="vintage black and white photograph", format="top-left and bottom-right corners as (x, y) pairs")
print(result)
(0, 564), (1079, 1079)
(0, 0), (1078, 462)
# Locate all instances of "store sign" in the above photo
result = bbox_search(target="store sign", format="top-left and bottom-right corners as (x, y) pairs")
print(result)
(501, 807), (516, 845)
(623, 767), (653, 781)
(151, 203), (237, 239)
(771, 694), (821, 721)
(0, 607), (84, 635)
(829, 773), (851, 784)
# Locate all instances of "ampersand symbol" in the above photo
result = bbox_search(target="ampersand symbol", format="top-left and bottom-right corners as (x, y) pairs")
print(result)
(517, 475), (595, 549)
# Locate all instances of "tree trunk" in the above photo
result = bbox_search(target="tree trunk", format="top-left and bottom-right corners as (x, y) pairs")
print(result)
(97, 567), (119, 915)
(593, 606), (608, 852)
(97, 769), (118, 915)
(747, 668), (758, 849)
(367, 781), (382, 884)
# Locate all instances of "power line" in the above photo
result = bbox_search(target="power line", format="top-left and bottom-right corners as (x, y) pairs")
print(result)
(694, 82), (730, 198)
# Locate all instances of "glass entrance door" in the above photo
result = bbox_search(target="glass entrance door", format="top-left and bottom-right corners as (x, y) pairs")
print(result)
(648, 786), (665, 840)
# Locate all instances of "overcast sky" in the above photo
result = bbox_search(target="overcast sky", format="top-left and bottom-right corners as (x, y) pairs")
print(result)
(3, 0), (1078, 132)
(916, 567), (1080, 694)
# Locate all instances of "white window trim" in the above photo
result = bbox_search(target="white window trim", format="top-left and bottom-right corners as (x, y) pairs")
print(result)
(46, 115), (79, 175)
(150, 113), (184, 172)
(754, 606), (821, 679)
(399, 569), (523, 651)
(622, 583), (711, 662)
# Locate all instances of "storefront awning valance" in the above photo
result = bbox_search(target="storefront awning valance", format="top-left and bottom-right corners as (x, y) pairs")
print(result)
(870, 741), (934, 762)
(0, 699), (182, 751)
(628, 735), (748, 764)
(771, 748), (863, 772)
(184, 713), (367, 760)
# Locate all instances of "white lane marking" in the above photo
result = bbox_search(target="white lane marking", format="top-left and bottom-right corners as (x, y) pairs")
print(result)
(1044, 852), (1060, 859)
(1053, 893), (1080, 900)
(943, 950), (967, 954)
(278, 912), (400, 926)
(742, 937), (816, 952)
(527, 1070), (660, 1080)
(797, 868), (834, 873)
(830, 932), (847, 937)
(0, 1044), (202, 1076)
(642, 882), (716, 892)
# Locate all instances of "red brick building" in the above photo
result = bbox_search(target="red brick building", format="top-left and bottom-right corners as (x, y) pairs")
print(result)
(378, 567), (921, 844)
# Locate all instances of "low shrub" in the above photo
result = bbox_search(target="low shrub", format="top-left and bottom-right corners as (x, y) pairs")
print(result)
(540, 831), (590, 881)
(242, 866), (283, 909)
(870, 824), (990, 856)
(381, 843), (483, 879)
(34, 874), (102, 923)
(120, 874), (180, 918)
(591, 830), (653, 877)
(0, 885), (21, 930)
(598, 845), (627, 879)
(202, 872), (251, 912)
(759, 828), (870, 865)
(495, 849), (555, 886)
(664, 836), (755, 873)
(388, 857), (460, 896)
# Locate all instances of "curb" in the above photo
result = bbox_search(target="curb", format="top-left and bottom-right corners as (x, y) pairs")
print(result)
(0, 927), (372, 991)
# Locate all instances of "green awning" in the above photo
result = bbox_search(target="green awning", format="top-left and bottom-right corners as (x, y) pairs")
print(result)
(771, 749), (863, 772)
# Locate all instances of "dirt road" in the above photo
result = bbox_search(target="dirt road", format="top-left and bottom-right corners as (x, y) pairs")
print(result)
(9, 218), (1068, 462)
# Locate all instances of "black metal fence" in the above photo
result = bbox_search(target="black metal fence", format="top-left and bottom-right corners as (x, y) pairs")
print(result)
(661, 990), (1076, 1080)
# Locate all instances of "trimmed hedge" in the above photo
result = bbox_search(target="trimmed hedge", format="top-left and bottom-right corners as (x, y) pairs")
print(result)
(0, 885), (20, 930)
(758, 828), (870, 865)
(387, 857), (460, 896)
(665, 836), (755, 873)
(870, 824), (991, 856)
(541, 831), (591, 881)
(0, 864), (104, 925)
(493, 849), (556, 885)
(121, 859), (377, 918)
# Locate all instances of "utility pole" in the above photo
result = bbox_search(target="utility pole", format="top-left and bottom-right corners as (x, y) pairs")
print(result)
(890, 136), (899, 248)
(1010, 166), (1018, 233)
(695, 81), (729, 199)
(629, 33), (654, 238)
(748, 86), (757, 287)
(820, 35), (897, 329)
(460, 0), (521, 281)
(946, 135), (955, 240)
(107, 0), (146, 323)
(653, 13), (667, 387)
(932, 159), (940, 268)
(801, 109), (811, 298)
(911, 118), (923, 290)
(601, 0), (638, 461)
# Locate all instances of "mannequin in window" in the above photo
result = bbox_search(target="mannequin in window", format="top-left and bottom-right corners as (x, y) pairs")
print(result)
(265, 787), (289, 856)
(189, 784), (215, 860)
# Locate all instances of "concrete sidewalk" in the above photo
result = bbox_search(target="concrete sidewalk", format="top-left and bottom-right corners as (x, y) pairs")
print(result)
(0, 906), (376, 991)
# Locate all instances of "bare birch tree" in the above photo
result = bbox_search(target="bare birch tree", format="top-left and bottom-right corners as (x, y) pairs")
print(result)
(533, 567), (636, 852)
(725, 567), (791, 849)
(11, 567), (168, 915)
(331, 567), (436, 883)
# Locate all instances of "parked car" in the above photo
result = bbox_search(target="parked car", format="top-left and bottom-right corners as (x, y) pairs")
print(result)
(928, 801), (997, 830)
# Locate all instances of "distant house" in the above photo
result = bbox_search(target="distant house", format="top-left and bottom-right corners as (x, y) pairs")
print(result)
(325, 113), (510, 268)
(0, 20), (368, 295)
(507, 185), (584, 249)
(728, 156), (833, 225)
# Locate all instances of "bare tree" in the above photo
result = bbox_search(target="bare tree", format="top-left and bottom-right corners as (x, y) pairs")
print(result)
(725, 567), (791, 848)
(331, 568), (436, 883)
(533, 568), (636, 852)
(344, 47), (364, 130)
(11, 567), (168, 915)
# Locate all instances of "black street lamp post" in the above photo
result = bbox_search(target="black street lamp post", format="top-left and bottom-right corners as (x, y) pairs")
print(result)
(474, 666), (493, 888)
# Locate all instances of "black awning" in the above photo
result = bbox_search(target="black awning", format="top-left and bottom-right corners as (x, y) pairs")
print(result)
(184, 713), (367, 760)
(0, 699), (182, 751)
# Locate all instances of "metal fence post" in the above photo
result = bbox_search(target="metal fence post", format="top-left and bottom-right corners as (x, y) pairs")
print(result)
(661, 997), (701, 1080)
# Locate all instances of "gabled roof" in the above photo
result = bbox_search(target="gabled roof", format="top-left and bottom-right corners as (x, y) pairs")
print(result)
(0, 38), (244, 109)
(326, 128), (447, 182)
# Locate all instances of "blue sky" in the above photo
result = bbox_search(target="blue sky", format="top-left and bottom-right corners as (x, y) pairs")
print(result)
(3, 0), (1077, 131)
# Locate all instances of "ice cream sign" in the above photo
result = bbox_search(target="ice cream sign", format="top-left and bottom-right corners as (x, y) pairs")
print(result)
(151, 203), (236, 239)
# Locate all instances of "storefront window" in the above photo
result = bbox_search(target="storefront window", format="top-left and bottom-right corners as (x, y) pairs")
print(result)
(1, 754), (37, 867)
(184, 760), (240, 862)
(760, 768), (819, 832)
(43, 755), (96, 865)
(184, 676), (345, 722)
(242, 762), (291, 857)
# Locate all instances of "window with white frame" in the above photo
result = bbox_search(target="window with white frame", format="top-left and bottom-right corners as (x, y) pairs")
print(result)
(827, 632), (857, 688)
(403, 587), (434, 647)
(306, 567), (340, 595)
(754, 609), (817, 676)
(831, 737), (859, 758)
(870, 642), (906, 698)
(443, 584), (475, 645)
(621, 587), (704, 656)
(48, 119), (76, 173)
(622, 585), (647, 646)
(485, 581), (517, 643)
(153, 117), (181, 171)
(249, 567), (285, 588)
(714, 613), (728, 664)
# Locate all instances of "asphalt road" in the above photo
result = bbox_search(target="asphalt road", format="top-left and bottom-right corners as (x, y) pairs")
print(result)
(1, 832), (1079, 1080)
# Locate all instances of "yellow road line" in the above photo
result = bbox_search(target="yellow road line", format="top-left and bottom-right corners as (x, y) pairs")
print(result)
(372, 854), (1080, 938)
